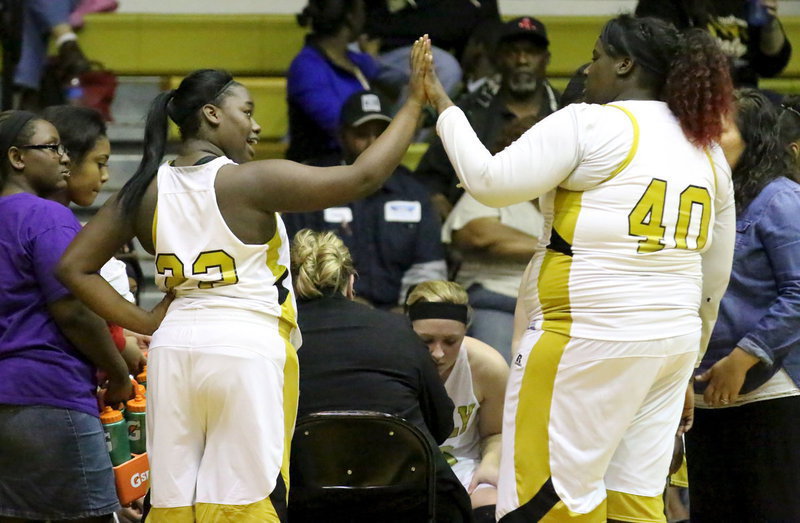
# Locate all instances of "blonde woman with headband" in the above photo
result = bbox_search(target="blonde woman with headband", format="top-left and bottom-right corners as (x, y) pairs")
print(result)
(290, 230), (472, 522)
(406, 281), (509, 523)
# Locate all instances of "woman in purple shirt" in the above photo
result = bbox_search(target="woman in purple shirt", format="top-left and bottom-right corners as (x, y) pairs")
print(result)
(287, 0), (383, 163)
(0, 110), (135, 522)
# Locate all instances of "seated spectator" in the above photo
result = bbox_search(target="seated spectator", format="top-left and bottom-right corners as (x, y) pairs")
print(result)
(405, 280), (509, 523)
(288, 0), (386, 162)
(13, 0), (92, 110)
(456, 18), (504, 100)
(414, 16), (560, 218)
(290, 229), (472, 522)
(443, 116), (544, 362)
(0, 110), (129, 521)
(635, 0), (791, 88)
(364, 0), (500, 101)
(283, 90), (446, 309)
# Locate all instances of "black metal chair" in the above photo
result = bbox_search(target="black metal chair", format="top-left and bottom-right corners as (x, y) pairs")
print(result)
(289, 410), (437, 523)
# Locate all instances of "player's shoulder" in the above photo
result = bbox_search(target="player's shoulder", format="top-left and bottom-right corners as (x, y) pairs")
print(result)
(538, 102), (628, 135)
(465, 337), (509, 375)
(558, 101), (623, 118)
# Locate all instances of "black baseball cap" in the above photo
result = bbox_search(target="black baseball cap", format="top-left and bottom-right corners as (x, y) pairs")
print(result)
(339, 90), (392, 128)
(496, 16), (549, 48)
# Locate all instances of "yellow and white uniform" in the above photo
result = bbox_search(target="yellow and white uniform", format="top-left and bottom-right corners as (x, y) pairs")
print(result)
(441, 344), (484, 491)
(437, 101), (735, 522)
(147, 156), (300, 522)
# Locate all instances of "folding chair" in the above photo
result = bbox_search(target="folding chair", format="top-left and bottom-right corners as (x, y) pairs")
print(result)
(289, 410), (437, 523)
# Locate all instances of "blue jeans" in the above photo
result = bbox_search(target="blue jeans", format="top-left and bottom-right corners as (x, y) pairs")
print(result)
(467, 284), (516, 363)
(14, 0), (79, 89)
(0, 404), (119, 519)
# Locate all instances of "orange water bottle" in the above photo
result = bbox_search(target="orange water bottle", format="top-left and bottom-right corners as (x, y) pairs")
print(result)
(125, 384), (147, 455)
(100, 405), (131, 466)
(136, 366), (147, 389)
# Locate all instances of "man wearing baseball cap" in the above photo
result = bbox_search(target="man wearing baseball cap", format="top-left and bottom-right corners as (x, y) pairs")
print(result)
(415, 15), (561, 218)
(283, 90), (447, 309)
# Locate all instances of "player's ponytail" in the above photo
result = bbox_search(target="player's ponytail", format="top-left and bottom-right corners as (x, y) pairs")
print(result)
(664, 28), (733, 147)
(117, 69), (237, 215)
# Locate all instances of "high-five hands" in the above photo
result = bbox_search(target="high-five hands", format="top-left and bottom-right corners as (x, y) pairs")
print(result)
(408, 35), (431, 107)
(409, 35), (455, 114)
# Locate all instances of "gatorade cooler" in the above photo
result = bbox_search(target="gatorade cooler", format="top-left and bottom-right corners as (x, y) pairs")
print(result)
(113, 452), (150, 506)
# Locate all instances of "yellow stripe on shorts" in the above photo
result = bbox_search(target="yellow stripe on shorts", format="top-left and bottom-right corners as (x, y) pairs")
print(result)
(500, 332), (573, 521)
(147, 506), (194, 523)
(148, 497), (282, 523)
(195, 497), (280, 522)
(277, 335), (299, 513)
(606, 490), (666, 523)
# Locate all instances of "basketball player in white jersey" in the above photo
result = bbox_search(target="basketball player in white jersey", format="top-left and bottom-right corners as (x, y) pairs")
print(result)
(56, 38), (433, 523)
(406, 280), (509, 523)
(422, 15), (737, 523)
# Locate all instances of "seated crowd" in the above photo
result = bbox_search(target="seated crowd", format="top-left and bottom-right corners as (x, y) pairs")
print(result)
(1, 1), (800, 523)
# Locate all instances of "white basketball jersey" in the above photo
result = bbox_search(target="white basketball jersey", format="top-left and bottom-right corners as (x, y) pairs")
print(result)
(516, 101), (734, 341)
(441, 345), (481, 467)
(153, 156), (299, 342)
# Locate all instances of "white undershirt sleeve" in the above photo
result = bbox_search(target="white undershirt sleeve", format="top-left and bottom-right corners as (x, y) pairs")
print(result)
(435, 105), (582, 208)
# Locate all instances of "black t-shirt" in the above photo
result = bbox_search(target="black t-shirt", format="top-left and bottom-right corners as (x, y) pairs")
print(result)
(635, 0), (792, 86)
(364, 0), (499, 59)
(296, 295), (453, 443)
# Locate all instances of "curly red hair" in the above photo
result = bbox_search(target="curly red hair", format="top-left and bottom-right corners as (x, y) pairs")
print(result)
(665, 29), (733, 147)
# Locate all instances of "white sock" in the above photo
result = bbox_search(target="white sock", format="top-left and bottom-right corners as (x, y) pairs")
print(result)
(55, 32), (78, 48)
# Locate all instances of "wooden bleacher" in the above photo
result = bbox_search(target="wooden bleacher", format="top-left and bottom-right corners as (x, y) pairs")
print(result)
(78, 13), (800, 165)
(77, 13), (800, 78)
